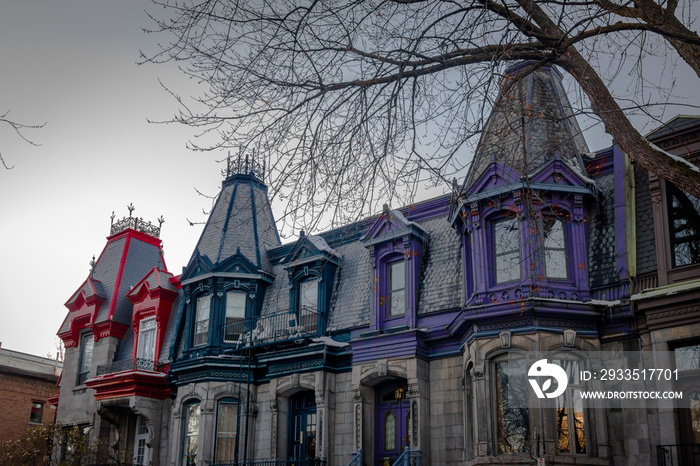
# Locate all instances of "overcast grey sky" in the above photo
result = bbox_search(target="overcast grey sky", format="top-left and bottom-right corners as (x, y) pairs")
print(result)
(0, 0), (224, 357)
(1, 0), (699, 358)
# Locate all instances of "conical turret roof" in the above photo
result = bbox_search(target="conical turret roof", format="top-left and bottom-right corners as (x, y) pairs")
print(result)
(185, 154), (281, 278)
(464, 63), (589, 188)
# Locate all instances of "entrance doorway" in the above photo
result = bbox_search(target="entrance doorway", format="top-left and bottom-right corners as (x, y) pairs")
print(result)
(288, 391), (317, 460)
(376, 381), (409, 466)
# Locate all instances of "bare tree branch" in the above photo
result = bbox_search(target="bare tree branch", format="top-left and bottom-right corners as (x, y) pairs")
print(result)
(142, 0), (700, 231)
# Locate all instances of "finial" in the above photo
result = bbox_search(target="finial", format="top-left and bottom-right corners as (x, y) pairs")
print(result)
(300, 230), (305, 238)
(110, 211), (116, 226)
(89, 254), (96, 276)
(127, 203), (135, 217)
(158, 216), (165, 228)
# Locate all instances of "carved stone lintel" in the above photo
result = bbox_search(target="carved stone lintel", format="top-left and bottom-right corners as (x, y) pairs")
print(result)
(376, 359), (388, 377)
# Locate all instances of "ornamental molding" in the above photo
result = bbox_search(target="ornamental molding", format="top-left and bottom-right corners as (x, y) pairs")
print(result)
(646, 305), (700, 323)
(268, 359), (324, 375)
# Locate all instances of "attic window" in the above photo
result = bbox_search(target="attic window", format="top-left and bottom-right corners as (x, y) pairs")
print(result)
(300, 279), (318, 312)
(388, 261), (406, 317)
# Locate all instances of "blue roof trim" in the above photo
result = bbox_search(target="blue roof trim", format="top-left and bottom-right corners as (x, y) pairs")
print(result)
(216, 181), (239, 264)
(251, 182), (262, 269)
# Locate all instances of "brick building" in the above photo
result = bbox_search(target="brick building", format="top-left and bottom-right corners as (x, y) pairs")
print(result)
(0, 344), (62, 443)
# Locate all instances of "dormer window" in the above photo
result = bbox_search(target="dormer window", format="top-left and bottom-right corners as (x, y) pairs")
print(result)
(388, 261), (406, 318)
(544, 218), (567, 279)
(494, 218), (521, 284)
(137, 318), (156, 362)
(77, 332), (94, 385)
(193, 295), (211, 347)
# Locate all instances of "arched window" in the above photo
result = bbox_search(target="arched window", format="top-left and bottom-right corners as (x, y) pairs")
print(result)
(215, 398), (239, 463)
(493, 357), (529, 454)
(182, 402), (200, 466)
(551, 358), (586, 454)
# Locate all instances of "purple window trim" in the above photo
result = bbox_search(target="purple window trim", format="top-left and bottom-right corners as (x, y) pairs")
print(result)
(369, 238), (424, 331)
(460, 197), (590, 306)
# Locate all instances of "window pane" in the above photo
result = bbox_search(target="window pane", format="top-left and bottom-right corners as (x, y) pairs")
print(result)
(194, 296), (210, 346)
(29, 402), (43, 423)
(676, 344), (700, 371)
(389, 261), (406, 317)
(226, 292), (246, 320)
(78, 335), (94, 385)
(216, 401), (238, 463)
(384, 411), (397, 451)
(495, 219), (521, 284)
(544, 219), (567, 279)
(184, 404), (200, 465)
(138, 318), (157, 361)
(300, 280), (318, 311)
(573, 389), (586, 453)
(556, 396), (569, 453)
(495, 359), (529, 454)
(669, 184), (700, 267)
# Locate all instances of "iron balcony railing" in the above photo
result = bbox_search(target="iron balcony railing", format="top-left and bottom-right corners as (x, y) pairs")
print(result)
(96, 358), (166, 376)
(215, 457), (326, 466)
(222, 307), (322, 349)
(392, 447), (422, 466)
(657, 444), (700, 466)
(346, 450), (363, 466)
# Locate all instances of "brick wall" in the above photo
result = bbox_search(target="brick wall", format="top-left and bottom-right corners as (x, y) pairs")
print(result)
(0, 370), (58, 443)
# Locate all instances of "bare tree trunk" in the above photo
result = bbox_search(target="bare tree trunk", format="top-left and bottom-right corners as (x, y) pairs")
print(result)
(558, 49), (700, 196)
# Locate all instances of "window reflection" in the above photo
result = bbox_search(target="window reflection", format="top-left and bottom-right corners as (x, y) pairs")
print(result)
(184, 403), (200, 466)
(668, 184), (700, 267)
(388, 261), (406, 317)
(553, 359), (586, 454)
(495, 359), (529, 454)
(544, 218), (567, 279)
(494, 219), (521, 284)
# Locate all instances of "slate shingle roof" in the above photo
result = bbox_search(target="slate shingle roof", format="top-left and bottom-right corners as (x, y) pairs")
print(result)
(588, 171), (617, 288)
(189, 177), (280, 276)
(465, 64), (589, 187)
(261, 196), (463, 331)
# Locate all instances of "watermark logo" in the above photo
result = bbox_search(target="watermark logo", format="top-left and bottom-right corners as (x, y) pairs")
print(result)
(528, 359), (568, 399)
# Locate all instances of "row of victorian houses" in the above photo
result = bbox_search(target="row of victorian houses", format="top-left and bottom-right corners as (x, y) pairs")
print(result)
(54, 63), (700, 466)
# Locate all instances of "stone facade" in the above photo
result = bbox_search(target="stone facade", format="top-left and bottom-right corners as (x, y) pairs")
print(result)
(54, 68), (700, 466)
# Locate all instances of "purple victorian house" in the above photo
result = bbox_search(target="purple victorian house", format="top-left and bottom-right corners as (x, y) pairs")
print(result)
(55, 63), (700, 466)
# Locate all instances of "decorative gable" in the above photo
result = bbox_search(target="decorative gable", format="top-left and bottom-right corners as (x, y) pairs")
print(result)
(362, 205), (430, 331)
(126, 267), (178, 362)
(59, 278), (105, 347)
(362, 204), (430, 248)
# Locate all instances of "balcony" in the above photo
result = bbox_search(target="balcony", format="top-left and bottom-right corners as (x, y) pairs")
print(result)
(222, 307), (322, 350)
(86, 358), (170, 401)
(96, 358), (166, 376)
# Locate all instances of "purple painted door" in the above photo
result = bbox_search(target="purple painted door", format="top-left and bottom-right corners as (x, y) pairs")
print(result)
(376, 383), (409, 466)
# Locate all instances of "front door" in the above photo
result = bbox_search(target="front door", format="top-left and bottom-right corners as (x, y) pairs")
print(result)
(289, 391), (317, 461)
(376, 382), (409, 466)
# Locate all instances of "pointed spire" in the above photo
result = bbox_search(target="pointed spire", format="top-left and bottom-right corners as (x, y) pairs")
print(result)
(464, 62), (589, 188)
